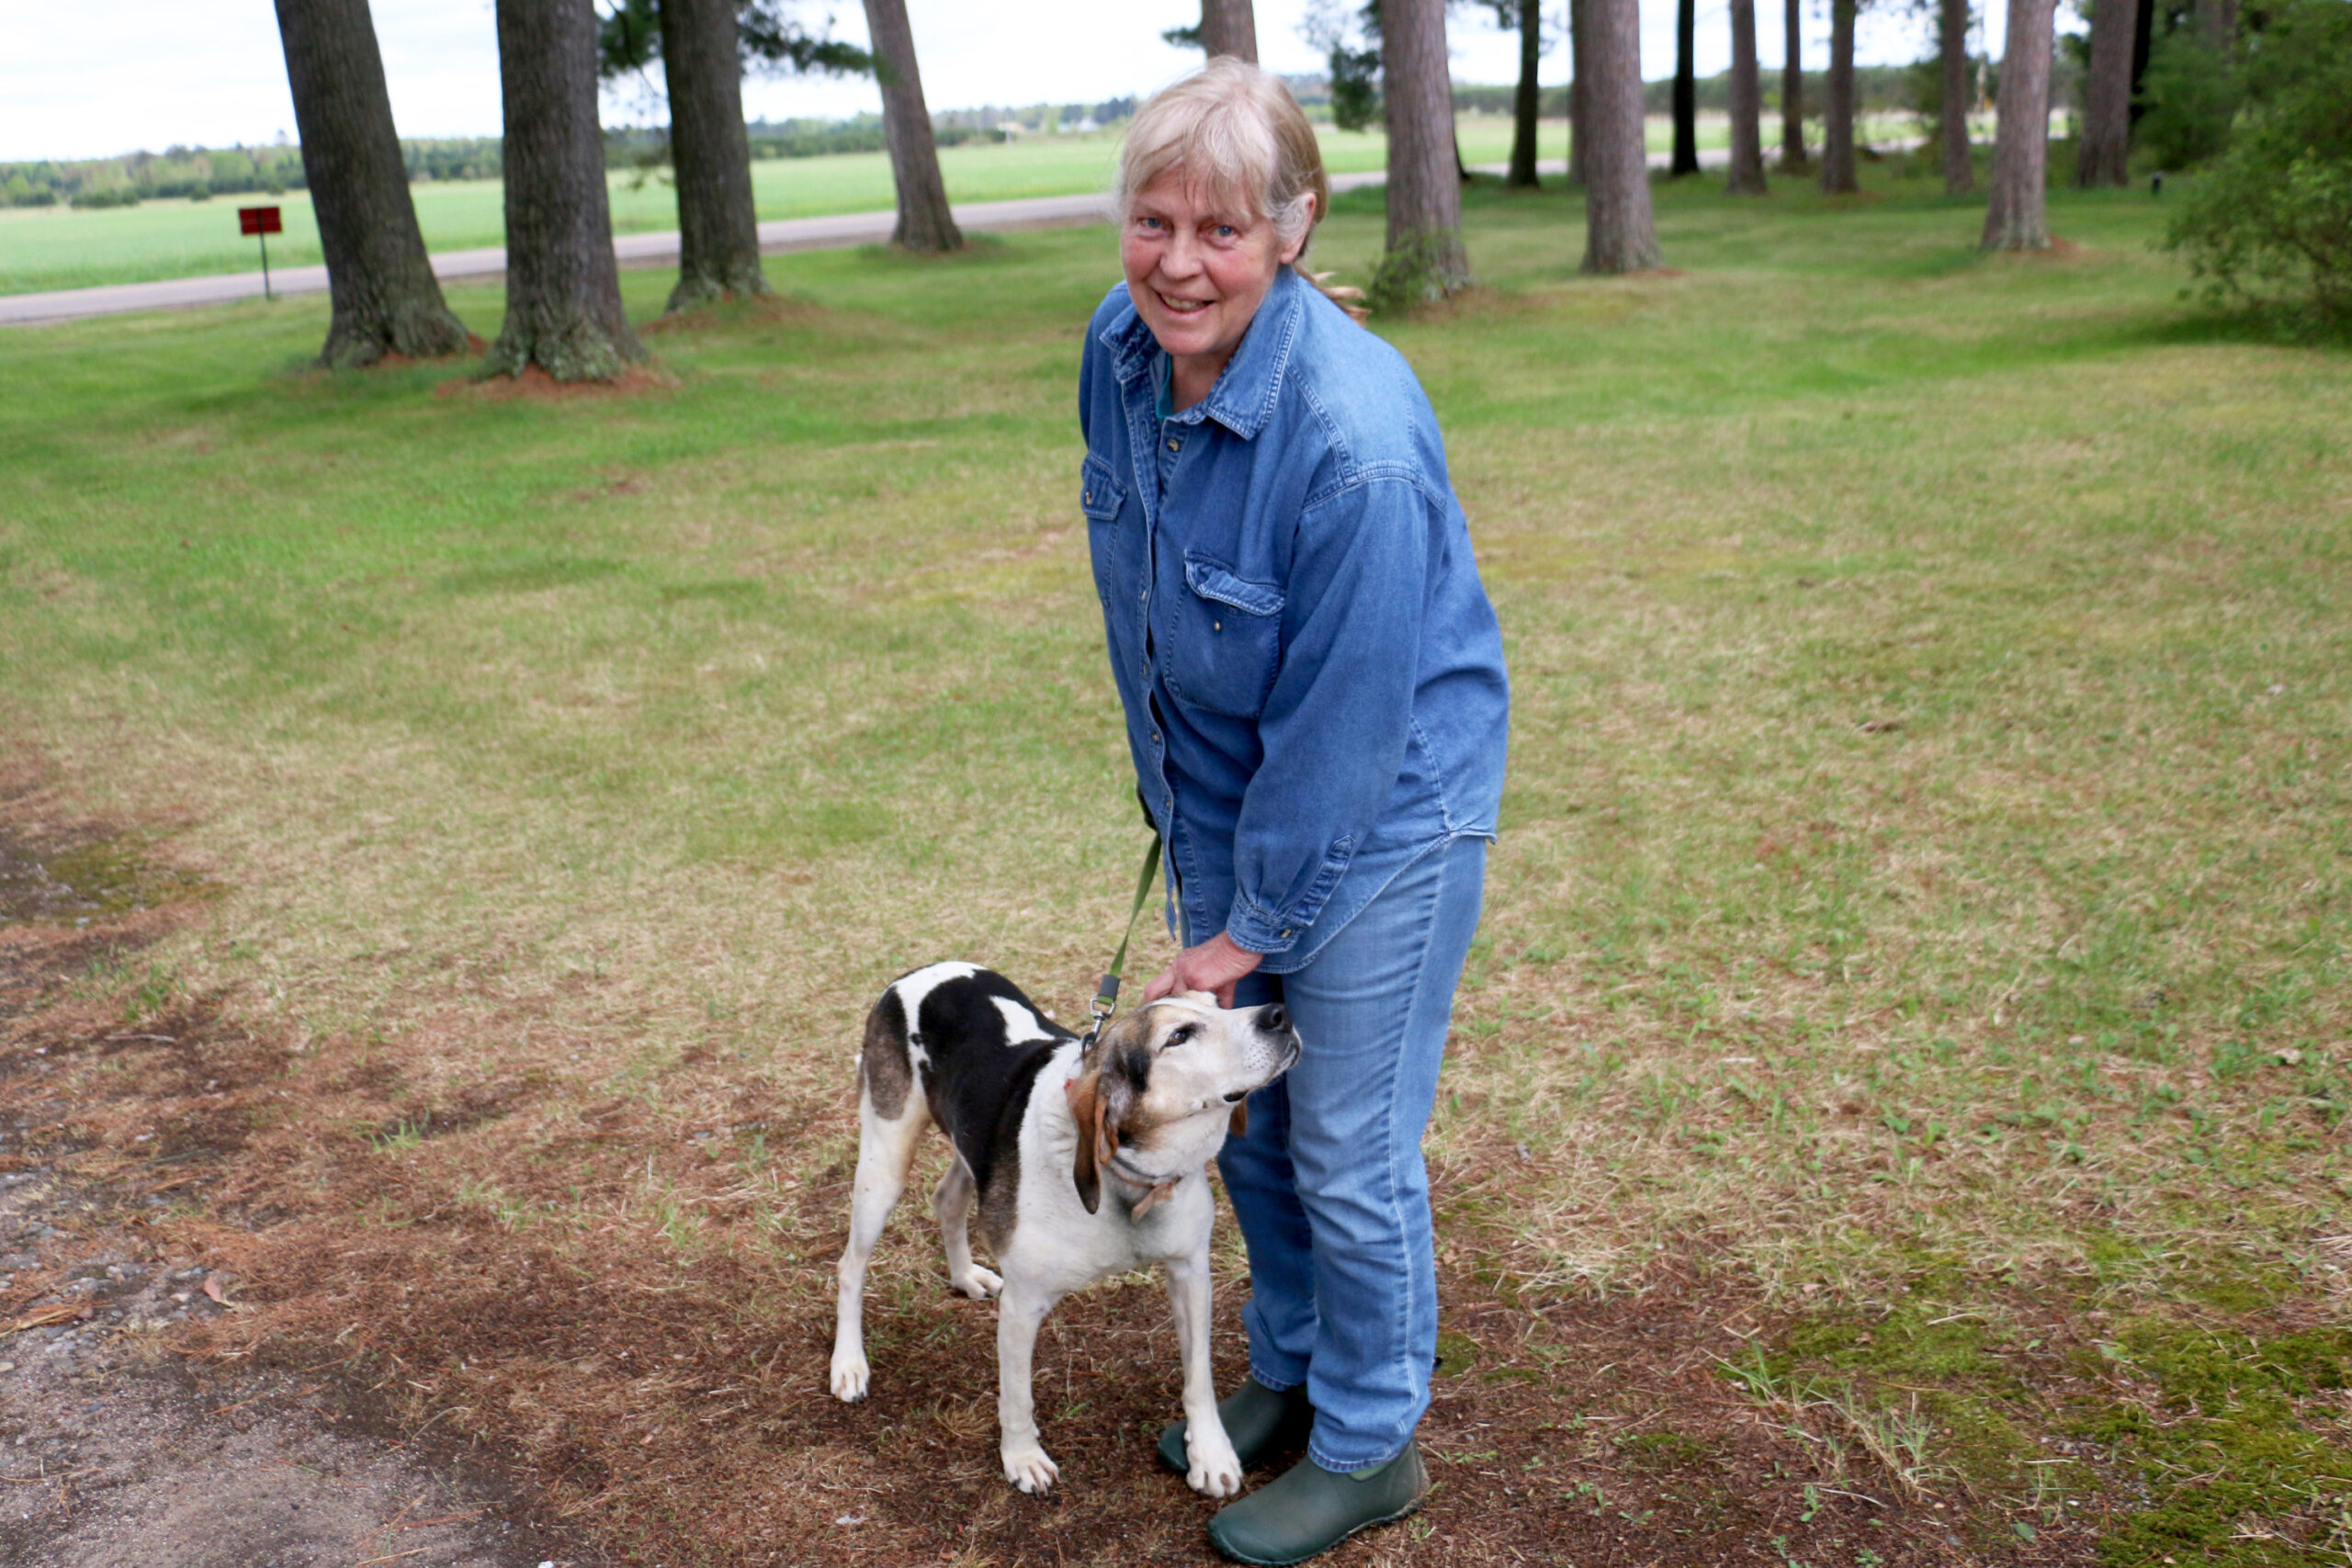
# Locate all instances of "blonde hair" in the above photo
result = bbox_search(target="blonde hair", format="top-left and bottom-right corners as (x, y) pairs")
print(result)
(1114, 60), (1366, 318)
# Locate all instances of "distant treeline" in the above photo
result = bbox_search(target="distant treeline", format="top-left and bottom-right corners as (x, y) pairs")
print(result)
(3, 144), (308, 209)
(1453, 65), (1967, 120)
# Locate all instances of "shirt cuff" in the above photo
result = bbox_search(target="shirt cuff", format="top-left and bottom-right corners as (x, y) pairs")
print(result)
(1225, 897), (1304, 956)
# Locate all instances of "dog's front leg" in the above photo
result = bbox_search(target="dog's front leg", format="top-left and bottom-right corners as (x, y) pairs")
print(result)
(995, 1283), (1060, 1495)
(1165, 1244), (1242, 1497)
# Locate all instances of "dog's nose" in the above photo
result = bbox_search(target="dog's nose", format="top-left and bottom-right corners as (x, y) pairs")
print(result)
(1257, 1004), (1289, 1034)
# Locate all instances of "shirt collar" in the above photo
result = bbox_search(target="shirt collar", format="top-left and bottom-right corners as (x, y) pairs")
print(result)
(1098, 266), (1306, 441)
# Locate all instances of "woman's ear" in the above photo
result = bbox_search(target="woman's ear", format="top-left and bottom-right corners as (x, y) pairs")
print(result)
(1276, 195), (1316, 267)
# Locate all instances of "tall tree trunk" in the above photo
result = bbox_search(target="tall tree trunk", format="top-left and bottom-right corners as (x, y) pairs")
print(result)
(488, 0), (644, 381)
(1568, 0), (1590, 185)
(659, 0), (764, 310)
(1581, 0), (1661, 273)
(2198, 0), (2238, 54)
(2127, 0), (2154, 125)
(861, 0), (962, 252)
(1199, 0), (1258, 61)
(1981, 0), (2055, 250)
(1781, 0), (1809, 169)
(1373, 0), (1470, 306)
(1671, 0), (1700, 175)
(1726, 0), (1768, 193)
(272, 0), (469, 368)
(2076, 0), (2132, 186)
(1820, 0), (1858, 191)
(1940, 0), (1975, 193)
(1508, 0), (1543, 187)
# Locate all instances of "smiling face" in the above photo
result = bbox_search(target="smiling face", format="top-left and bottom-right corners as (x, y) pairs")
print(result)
(1120, 175), (1307, 408)
(1066, 992), (1301, 1213)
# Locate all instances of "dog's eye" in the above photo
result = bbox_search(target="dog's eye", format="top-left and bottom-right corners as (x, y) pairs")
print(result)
(1162, 1024), (1194, 1049)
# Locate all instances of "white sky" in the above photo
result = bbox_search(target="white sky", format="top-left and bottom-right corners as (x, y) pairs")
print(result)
(0, 0), (2039, 164)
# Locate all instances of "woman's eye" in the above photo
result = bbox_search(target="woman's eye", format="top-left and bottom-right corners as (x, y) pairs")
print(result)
(1212, 225), (1238, 240)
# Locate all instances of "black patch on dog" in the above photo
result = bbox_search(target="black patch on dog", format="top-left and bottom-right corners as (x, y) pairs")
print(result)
(860, 987), (912, 1120)
(901, 969), (1075, 1253)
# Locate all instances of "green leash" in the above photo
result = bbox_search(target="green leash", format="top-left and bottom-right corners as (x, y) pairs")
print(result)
(1081, 832), (1162, 1052)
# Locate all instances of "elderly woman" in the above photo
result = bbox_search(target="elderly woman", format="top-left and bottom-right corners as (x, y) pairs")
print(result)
(1079, 60), (1510, 1566)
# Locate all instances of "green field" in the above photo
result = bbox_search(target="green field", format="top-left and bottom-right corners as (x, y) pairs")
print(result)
(3, 172), (2343, 1565)
(0, 114), (1928, 296)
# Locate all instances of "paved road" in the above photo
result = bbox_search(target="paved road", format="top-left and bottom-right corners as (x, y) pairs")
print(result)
(0, 149), (1781, 329)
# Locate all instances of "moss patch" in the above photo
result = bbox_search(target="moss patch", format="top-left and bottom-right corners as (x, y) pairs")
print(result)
(2076, 1319), (2352, 1566)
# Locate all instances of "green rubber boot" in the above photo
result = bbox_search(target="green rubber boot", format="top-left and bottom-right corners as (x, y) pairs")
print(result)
(1206, 1442), (1430, 1566)
(1157, 1379), (1313, 1474)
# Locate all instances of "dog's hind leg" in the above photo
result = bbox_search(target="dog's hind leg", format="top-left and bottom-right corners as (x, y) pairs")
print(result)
(933, 1159), (1001, 1301)
(830, 1077), (928, 1404)
(995, 1281), (1061, 1494)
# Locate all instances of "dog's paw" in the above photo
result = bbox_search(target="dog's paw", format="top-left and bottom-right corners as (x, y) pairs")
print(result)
(1186, 1431), (1244, 1498)
(1001, 1440), (1060, 1495)
(829, 1349), (870, 1404)
(950, 1265), (1003, 1300)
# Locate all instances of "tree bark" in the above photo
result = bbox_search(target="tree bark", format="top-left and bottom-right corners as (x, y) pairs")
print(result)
(861, 0), (961, 252)
(1781, 0), (1809, 168)
(1580, 0), (1661, 274)
(1508, 0), (1543, 187)
(272, 0), (469, 368)
(2075, 0), (2132, 186)
(1725, 0), (1768, 193)
(1373, 0), (1470, 306)
(659, 0), (764, 310)
(1567, 0), (1590, 185)
(1981, 0), (2055, 250)
(1820, 0), (1858, 192)
(1671, 0), (1700, 176)
(1940, 0), (1975, 193)
(1199, 0), (1258, 61)
(488, 0), (644, 380)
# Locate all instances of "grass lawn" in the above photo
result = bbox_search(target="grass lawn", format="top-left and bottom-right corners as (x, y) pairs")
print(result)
(0, 114), (1928, 296)
(0, 167), (2346, 1567)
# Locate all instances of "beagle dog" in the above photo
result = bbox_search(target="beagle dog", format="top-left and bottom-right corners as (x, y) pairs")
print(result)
(829, 961), (1299, 1496)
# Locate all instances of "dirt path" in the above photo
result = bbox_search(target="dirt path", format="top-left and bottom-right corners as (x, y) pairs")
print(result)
(0, 813), (591, 1568)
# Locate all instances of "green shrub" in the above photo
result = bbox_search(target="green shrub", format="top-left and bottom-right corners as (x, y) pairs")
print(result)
(2163, 0), (2352, 327)
(3, 172), (29, 206)
(2135, 29), (2242, 171)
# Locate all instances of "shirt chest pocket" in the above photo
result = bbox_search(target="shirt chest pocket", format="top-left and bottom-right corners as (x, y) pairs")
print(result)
(1166, 552), (1285, 719)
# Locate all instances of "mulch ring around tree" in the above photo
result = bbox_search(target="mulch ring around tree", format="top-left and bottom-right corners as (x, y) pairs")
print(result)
(437, 364), (680, 402)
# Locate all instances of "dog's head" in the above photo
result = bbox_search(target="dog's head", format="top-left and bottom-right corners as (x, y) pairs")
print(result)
(1064, 992), (1300, 1216)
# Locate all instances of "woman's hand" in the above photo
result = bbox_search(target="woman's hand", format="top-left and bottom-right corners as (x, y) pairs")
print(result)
(1143, 931), (1264, 1008)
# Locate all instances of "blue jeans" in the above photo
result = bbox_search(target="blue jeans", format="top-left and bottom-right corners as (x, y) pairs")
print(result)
(1219, 833), (1487, 1472)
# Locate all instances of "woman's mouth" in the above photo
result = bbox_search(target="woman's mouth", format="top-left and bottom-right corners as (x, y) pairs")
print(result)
(1155, 289), (1214, 317)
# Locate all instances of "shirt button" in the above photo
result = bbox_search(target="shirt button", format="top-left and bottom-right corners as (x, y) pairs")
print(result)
(1150, 730), (1160, 744)
(1213, 619), (1222, 633)
(1083, 490), (1093, 503)
(1166, 437), (1181, 452)
(1280, 929), (1293, 940)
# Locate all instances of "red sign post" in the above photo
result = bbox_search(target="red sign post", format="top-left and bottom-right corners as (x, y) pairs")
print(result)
(238, 206), (283, 300)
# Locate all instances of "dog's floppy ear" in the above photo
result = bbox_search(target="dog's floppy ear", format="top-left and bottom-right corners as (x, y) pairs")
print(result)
(1066, 1067), (1104, 1214)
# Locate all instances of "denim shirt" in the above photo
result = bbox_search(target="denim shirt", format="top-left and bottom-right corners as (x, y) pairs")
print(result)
(1080, 265), (1510, 973)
